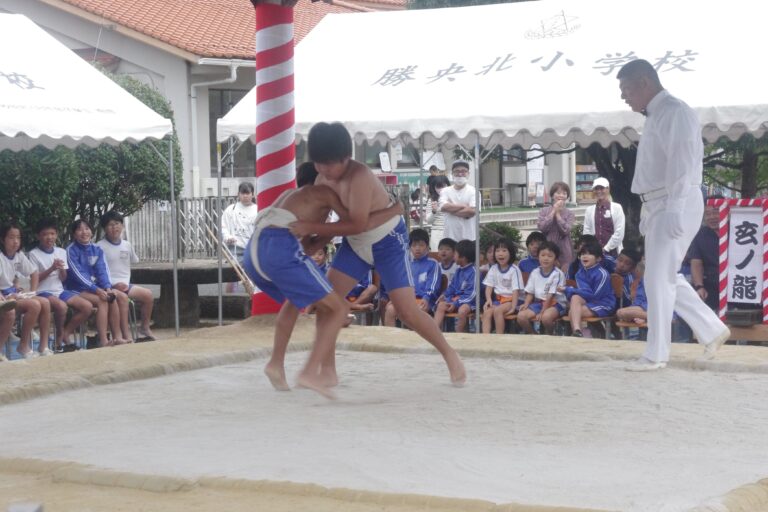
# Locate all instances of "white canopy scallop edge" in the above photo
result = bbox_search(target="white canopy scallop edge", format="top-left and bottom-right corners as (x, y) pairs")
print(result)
(0, 13), (173, 151)
(218, 0), (768, 149)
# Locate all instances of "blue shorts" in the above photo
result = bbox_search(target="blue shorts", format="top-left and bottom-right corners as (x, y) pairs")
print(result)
(242, 227), (333, 309)
(331, 218), (413, 293)
(584, 302), (614, 317)
(528, 301), (566, 316)
(1, 287), (17, 295)
(38, 290), (79, 302)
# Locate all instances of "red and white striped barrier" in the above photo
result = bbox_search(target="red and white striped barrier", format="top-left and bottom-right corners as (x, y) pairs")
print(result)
(252, 1), (297, 314)
(711, 198), (768, 323)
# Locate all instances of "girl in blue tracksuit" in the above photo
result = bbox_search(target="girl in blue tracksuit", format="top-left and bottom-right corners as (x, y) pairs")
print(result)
(65, 219), (121, 347)
(433, 239), (476, 333)
(561, 238), (616, 337)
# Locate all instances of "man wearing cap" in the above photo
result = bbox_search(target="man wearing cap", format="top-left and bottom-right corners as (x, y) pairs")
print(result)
(617, 59), (730, 371)
(583, 176), (625, 257)
(439, 160), (477, 241)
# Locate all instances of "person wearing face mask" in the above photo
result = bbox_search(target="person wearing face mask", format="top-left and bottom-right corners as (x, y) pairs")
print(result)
(582, 177), (625, 257)
(439, 160), (477, 242)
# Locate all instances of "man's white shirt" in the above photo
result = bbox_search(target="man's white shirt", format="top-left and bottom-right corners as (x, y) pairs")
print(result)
(439, 184), (477, 241)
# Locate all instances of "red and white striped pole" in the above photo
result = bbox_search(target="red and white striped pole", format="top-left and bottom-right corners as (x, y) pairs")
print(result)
(251, 0), (297, 315)
(713, 198), (729, 322)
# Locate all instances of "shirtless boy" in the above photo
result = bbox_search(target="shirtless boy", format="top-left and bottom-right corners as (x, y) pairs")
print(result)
(245, 162), (401, 399)
(290, 122), (466, 386)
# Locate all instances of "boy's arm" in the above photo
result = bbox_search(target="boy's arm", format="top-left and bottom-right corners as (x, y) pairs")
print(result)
(29, 271), (40, 292)
(289, 179), (375, 238)
(456, 270), (477, 305)
(366, 201), (403, 229)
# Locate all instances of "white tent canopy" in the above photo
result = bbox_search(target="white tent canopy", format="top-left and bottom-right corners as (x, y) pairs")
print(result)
(218, 0), (768, 149)
(0, 13), (173, 151)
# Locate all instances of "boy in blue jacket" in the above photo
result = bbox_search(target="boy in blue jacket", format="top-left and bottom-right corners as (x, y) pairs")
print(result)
(433, 239), (476, 333)
(383, 228), (440, 326)
(561, 237), (616, 337)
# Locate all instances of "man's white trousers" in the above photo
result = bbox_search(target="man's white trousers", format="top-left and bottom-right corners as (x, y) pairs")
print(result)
(642, 186), (727, 363)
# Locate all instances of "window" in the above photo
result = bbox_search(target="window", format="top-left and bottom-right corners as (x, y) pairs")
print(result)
(209, 89), (256, 178)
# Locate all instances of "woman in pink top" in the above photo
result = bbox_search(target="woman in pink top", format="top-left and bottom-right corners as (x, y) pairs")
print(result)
(537, 181), (575, 273)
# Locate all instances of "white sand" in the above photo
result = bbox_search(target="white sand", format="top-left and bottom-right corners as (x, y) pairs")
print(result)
(1, 350), (767, 512)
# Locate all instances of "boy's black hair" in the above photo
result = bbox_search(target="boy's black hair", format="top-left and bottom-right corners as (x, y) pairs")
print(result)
(537, 240), (560, 260)
(238, 182), (254, 195)
(296, 161), (318, 187)
(69, 219), (92, 237)
(578, 237), (603, 258)
(35, 217), (58, 234)
(100, 210), (124, 229)
(307, 122), (352, 163)
(525, 231), (546, 246)
(455, 239), (476, 263)
(409, 228), (430, 246)
(494, 237), (518, 263)
(619, 247), (641, 265)
(438, 237), (457, 250)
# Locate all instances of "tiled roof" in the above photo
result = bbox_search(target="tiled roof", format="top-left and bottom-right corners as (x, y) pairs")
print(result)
(54, 0), (370, 60)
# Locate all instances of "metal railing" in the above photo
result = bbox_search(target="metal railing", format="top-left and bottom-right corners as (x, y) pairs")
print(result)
(126, 197), (236, 262)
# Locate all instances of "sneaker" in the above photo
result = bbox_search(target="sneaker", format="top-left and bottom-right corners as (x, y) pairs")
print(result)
(0, 353), (7, 362)
(39, 348), (54, 357)
(20, 350), (38, 360)
(572, 330), (583, 338)
(701, 328), (732, 361)
(625, 357), (667, 372)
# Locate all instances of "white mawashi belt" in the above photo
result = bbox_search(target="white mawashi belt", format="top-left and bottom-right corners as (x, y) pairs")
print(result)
(638, 188), (667, 203)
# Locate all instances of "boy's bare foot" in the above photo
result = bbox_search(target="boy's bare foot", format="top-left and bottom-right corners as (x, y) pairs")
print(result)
(445, 351), (466, 387)
(318, 369), (339, 388)
(296, 373), (336, 400)
(264, 364), (290, 391)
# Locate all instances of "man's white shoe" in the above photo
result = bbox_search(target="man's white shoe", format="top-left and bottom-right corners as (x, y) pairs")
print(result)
(701, 328), (732, 361)
(625, 357), (667, 372)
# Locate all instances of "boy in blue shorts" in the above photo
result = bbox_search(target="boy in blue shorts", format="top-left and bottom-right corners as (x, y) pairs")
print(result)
(244, 162), (401, 399)
(517, 241), (567, 334)
(561, 237), (617, 337)
(289, 122), (466, 385)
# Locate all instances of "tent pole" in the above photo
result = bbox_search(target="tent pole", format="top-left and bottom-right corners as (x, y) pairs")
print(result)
(474, 134), (481, 334)
(419, 136), (424, 227)
(169, 138), (180, 336)
(217, 142), (224, 326)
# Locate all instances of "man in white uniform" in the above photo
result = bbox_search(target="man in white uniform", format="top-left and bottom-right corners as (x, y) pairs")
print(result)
(617, 59), (730, 371)
(439, 160), (477, 241)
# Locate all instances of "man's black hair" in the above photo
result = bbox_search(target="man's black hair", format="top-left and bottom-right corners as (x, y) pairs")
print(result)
(409, 228), (430, 246)
(538, 240), (560, 260)
(296, 161), (318, 187)
(100, 210), (124, 229)
(455, 239), (476, 263)
(35, 217), (59, 234)
(307, 122), (352, 163)
(525, 231), (546, 246)
(438, 237), (457, 250)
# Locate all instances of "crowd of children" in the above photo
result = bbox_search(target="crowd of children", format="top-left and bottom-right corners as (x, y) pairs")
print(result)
(0, 212), (154, 362)
(339, 226), (647, 338)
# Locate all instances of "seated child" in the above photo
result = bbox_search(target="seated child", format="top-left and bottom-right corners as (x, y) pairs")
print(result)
(478, 241), (496, 276)
(568, 234), (616, 279)
(437, 237), (458, 283)
(481, 238), (524, 334)
(0, 223), (52, 357)
(0, 295), (17, 362)
(309, 245), (330, 275)
(65, 219), (122, 348)
(613, 248), (641, 308)
(517, 241), (567, 335)
(383, 228), (440, 327)
(561, 237), (617, 337)
(28, 218), (93, 352)
(433, 239), (476, 333)
(518, 231), (545, 273)
(617, 277), (647, 325)
(97, 210), (155, 341)
(346, 270), (378, 312)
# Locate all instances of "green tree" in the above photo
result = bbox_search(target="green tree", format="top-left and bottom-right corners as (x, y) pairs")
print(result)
(0, 68), (182, 247)
(704, 134), (768, 198)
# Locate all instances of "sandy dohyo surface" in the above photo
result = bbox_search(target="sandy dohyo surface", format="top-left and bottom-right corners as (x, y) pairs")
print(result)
(1, 316), (768, 512)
